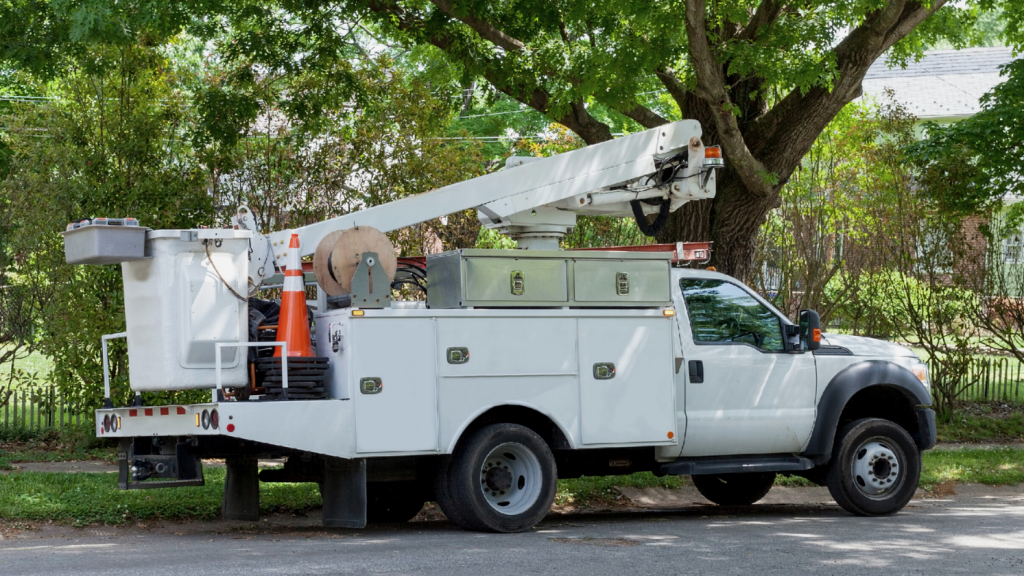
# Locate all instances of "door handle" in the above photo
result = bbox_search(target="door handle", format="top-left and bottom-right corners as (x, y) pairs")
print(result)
(688, 360), (704, 383)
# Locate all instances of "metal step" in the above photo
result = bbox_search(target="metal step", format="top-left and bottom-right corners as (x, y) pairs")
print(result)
(660, 455), (814, 476)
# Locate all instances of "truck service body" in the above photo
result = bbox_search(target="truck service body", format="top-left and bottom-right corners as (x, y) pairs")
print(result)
(69, 119), (936, 532)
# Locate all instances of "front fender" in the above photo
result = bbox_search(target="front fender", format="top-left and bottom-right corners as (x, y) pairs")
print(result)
(803, 360), (934, 461)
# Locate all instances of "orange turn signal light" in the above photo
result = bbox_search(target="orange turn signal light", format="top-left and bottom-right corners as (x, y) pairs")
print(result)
(812, 328), (822, 342)
(704, 146), (722, 159)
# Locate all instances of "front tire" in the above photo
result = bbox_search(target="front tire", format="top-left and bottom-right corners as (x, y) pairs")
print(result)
(692, 472), (776, 506)
(826, 418), (921, 516)
(445, 423), (557, 533)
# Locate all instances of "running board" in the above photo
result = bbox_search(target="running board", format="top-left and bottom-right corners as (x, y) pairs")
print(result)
(660, 455), (814, 476)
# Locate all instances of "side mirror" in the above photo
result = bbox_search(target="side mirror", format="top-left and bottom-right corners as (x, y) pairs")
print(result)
(799, 310), (822, 351)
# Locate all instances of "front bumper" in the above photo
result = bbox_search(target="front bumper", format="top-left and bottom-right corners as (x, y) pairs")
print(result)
(915, 407), (937, 451)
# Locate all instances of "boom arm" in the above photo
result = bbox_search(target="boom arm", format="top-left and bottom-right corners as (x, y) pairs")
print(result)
(263, 119), (719, 267)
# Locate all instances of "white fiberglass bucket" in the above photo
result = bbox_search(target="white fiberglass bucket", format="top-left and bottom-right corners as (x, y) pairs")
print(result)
(121, 229), (251, 391)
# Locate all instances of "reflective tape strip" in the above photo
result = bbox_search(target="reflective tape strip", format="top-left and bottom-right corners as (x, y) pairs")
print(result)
(284, 275), (304, 291)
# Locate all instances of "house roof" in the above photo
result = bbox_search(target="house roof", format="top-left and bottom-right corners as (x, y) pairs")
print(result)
(861, 47), (1016, 119)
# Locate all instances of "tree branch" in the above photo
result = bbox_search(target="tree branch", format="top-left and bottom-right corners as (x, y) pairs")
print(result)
(429, 0), (525, 51)
(748, 0), (947, 177)
(736, 0), (785, 42)
(616, 103), (669, 129)
(655, 67), (688, 113)
(684, 0), (775, 198)
(367, 0), (614, 144)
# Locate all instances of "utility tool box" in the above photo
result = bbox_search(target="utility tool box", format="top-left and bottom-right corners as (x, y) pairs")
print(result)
(61, 218), (149, 265)
(425, 249), (672, 309)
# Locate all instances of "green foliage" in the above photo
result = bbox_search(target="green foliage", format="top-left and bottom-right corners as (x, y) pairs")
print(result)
(1, 43), (215, 410)
(826, 271), (977, 340)
(909, 58), (1024, 219)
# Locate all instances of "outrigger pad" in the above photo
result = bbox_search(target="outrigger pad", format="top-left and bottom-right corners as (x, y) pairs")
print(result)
(322, 457), (367, 529)
(223, 457), (260, 522)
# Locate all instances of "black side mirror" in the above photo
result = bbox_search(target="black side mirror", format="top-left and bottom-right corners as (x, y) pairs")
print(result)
(799, 309), (822, 351)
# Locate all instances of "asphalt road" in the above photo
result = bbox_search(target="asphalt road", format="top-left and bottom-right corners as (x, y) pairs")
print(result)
(2, 496), (1023, 575)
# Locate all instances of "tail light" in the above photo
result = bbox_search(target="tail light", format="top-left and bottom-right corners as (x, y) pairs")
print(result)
(210, 409), (219, 430)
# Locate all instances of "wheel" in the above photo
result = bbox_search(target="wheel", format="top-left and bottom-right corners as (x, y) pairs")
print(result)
(692, 472), (776, 506)
(433, 455), (472, 527)
(444, 423), (557, 533)
(366, 482), (425, 524)
(826, 418), (921, 516)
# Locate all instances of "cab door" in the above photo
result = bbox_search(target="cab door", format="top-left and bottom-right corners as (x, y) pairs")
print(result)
(673, 275), (816, 457)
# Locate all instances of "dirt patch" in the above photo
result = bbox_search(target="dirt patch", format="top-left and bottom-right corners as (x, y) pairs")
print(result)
(926, 479), (958, 498)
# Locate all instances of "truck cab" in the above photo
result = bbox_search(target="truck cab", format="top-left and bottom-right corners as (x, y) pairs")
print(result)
(660, 267), (935, 515)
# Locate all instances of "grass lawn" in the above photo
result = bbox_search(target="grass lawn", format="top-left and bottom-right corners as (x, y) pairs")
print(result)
(0, 468), (321, 526)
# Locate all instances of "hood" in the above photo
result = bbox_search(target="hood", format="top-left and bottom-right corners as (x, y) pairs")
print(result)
(820, 333), (918, 359)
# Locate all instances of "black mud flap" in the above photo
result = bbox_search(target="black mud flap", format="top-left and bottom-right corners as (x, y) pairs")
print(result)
(118, 438), (205, 490)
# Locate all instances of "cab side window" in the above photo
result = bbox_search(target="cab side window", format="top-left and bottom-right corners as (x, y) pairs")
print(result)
(679, 279), (785, 352)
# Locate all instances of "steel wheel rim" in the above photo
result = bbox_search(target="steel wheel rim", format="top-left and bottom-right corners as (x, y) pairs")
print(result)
(479, 442), (543, 516)
(851, 437), (905, 500)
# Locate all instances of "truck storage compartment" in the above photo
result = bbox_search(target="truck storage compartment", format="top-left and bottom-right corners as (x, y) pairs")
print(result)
(121, 229), (251, 391)
(426, 249), (672, 309)
(572, 259), (671, 305)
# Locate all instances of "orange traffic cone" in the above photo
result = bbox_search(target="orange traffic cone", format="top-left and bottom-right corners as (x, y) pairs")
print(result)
(274, 234), (313, 358)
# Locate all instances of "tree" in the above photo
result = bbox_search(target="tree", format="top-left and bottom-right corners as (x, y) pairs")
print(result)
(338, 0), (995, 278)
(1, 43), (216, 409)
(3, 1), (996, 278)
(909, 58), (1024, 219)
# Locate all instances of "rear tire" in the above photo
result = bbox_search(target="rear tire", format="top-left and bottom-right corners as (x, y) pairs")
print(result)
(445, 423), (557, 533)
(826, 418), (921, 516)
(692, 472), (776, 506)
(433, 456), (472, 527)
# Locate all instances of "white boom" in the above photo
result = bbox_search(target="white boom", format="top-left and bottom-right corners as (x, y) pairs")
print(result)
(258, 119), (719, 273)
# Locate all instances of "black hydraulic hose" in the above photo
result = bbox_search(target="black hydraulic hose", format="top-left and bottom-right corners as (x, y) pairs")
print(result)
(631, 198), (671, 237)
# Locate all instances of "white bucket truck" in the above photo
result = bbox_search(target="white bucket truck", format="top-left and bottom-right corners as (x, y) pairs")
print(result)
(65, 120), (936, 532)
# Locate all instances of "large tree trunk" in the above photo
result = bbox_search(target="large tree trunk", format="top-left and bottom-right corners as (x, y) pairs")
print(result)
(708, 174), (777, 281)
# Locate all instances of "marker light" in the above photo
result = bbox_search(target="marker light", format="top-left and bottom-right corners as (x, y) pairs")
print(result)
(703, 146), (724, 167)
(911, 364), (929, 384)
(352, 310), (365, 316)
(663, 310), (675, 317)
(195, 414), (201, 427)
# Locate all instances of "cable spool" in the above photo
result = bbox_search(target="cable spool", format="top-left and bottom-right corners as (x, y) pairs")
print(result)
(312, 230), (346, 296)
(312, 226), (397, 297)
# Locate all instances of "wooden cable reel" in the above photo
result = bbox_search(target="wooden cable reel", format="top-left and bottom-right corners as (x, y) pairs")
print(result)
(312, 226), (397, 297)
